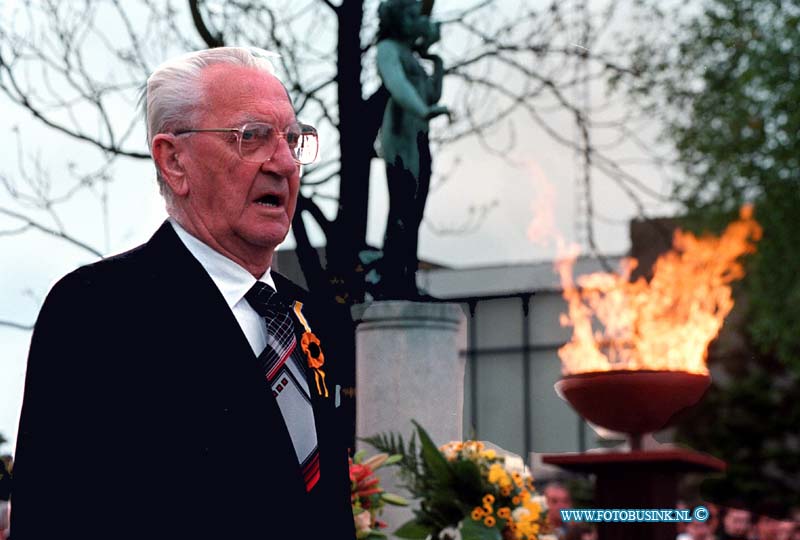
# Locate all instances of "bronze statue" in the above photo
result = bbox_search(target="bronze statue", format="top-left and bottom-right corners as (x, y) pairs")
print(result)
(375, 0), (449, 299)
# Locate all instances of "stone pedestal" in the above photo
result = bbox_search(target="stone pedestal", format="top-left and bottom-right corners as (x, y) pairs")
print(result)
(352, 300), (466, 533)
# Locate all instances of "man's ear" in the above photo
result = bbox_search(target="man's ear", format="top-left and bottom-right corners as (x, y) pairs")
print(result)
(152, 134), (189, 196)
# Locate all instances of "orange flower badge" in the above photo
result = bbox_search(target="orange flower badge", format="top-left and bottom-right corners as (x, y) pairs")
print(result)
(293, 302), (329, 398)
(301, 331), (325, 369)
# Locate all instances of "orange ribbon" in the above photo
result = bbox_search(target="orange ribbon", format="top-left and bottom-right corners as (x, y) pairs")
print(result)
(294, 302), (329, 398)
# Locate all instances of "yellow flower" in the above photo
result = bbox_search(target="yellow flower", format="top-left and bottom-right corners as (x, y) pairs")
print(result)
(471, 507), (484, 520)
(481, 449), (497, 459)
(488, 463), (511, 487)
(518, 523), (534, 538)
(484, 516), (496, 527)
(523, 500), (541, 521)
(488, 464), (503, 483)
(483, 494), (495, 505)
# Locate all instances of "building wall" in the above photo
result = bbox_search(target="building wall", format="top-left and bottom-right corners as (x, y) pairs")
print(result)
(274, 248), (611, 457)
(461, 292), (597, 459)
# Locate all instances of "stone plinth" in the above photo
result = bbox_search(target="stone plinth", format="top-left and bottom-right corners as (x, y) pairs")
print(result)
(352, 300), (466, 532)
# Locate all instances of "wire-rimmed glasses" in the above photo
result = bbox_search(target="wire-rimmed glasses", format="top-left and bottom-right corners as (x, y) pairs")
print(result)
(174, 122), (319, 165)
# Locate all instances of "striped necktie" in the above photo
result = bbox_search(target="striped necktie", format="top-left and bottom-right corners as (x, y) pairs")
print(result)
(244, 282), (321, 492)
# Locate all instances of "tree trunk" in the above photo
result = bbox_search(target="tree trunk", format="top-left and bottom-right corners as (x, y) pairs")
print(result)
(326, 0), (371, 304)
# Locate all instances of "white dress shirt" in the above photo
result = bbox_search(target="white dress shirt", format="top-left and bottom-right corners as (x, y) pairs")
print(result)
(170, 221), (320, 479)
(169, 219), (276, 356)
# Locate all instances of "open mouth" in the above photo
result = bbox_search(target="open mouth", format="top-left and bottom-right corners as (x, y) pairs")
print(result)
(255, 194), (282, 207)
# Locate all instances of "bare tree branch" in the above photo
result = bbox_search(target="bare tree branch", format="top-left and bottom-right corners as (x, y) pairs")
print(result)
(295, 192), (330, 232)
(320, 0), (338, 13)
(188, 0), (225, 48)
(301, 168), (341, 188)
(0, 320), (34, 331)
(0, 51), (149, 159)
(0, 224), (33, 236)
(0, 0), (678, 305)
(0, 207), (103, 257)
(424, 200), (499, 236)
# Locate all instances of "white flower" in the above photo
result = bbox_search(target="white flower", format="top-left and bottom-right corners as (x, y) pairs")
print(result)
(501, 452), (533, 480)
(539, 535), (559, 540)
(438, 525), (462, 540)
(512, 507), (531, 521)
(532, 494), (548, 510)
(503, 454), (526, 475)
(354, 510), (372, 532)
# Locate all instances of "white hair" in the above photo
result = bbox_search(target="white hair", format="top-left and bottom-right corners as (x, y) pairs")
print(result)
(143, 47), (279, 195)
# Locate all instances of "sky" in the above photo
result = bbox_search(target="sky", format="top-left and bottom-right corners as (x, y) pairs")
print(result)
(0, 0), (678, 453)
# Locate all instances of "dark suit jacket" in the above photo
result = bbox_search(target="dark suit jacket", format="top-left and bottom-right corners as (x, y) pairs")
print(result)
(12, 221), (356, 540)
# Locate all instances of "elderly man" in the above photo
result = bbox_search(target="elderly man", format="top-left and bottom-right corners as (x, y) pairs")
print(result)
(11, 47), (356, 540)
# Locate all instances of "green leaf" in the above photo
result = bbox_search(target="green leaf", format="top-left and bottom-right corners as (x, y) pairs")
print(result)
(385, 454), (404, 465)
(353, 449), (367, 464)
(460, 517), (502, 540)
(381, 492), (410, 506)
(394, 520), (435, 539)
(450, 459), (485, 501)
(412, 420), (452, 485)
(360, 432), (424, 496)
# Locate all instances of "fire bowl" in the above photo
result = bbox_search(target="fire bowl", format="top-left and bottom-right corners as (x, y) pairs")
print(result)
(555, 370), (711, 450)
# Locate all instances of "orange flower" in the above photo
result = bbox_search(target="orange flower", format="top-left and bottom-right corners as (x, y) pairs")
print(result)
(472, 507), (485, 520)
(484, 516), (496, 527)
(500, 485), (512, 497)
(525, 478), (535, 491)
(512, 472), (523, 488)
(301, 331), (324, 368)
(483, 494), (495, 505)
(497, 507), (511, 519)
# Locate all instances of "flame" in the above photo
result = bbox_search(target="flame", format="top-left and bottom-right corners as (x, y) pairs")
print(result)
(556, 206), (762, 375)
(526, 162), (558, 248)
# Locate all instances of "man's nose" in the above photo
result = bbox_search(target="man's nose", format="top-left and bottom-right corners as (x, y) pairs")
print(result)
(262, 138), (298, 177)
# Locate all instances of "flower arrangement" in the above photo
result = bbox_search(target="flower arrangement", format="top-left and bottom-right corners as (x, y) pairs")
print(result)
(350, 450), (409, 539)
(364, 421), (555, 540)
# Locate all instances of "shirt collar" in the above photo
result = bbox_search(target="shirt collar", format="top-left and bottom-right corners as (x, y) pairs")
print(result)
(169, 218), (277, 309)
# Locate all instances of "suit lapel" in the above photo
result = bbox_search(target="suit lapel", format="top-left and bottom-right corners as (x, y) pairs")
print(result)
(145, 221), (258, 377)
(143, 222), (309, 495)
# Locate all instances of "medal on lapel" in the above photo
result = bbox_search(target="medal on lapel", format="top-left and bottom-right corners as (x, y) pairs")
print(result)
(292, 301), (329, 398)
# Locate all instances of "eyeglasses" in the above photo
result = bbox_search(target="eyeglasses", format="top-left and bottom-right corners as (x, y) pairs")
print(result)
(173, 122), (319, 165)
